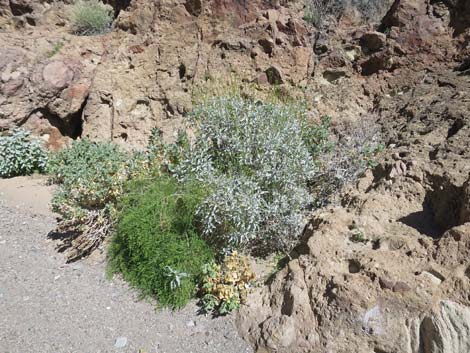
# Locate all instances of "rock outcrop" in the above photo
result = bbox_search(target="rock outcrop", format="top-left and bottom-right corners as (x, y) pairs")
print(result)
(1, 0), (317, 148)
(238, 1), (470, 352)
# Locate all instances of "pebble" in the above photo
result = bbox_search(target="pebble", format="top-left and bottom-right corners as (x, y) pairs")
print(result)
(71, 263), (83, 271)
(186, 320), (196, 327)
(115, 336), (128, 348)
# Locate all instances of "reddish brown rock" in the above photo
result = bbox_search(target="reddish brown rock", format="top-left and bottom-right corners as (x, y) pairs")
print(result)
(42, 61), (74, 91)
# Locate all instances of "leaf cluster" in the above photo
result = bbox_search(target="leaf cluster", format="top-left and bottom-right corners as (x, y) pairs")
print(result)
(0, 129), (48, 178)
(200, 252), (255, 315)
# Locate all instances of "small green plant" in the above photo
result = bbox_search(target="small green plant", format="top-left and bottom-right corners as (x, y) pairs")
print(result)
(146, 128), (190, 173)
(0, 129), (48, 178)
(70, 0), (113, 36)
(350, 230), (368, 244)
(46, 40), (64, 58)
(107, 176), (214, 309)
(48, 139), (128, 211)
(365, 143), (385, 168)
(303, 2), (322, 27)
(201, 252), (255, 315)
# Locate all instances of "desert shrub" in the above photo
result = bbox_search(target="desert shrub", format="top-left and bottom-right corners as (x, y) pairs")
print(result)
(47, 139), (138, 261)
(0, 129), (48, 178)
(107, 176), (214, 309)
(201, 252), (255, 315)
(311, 118), (383, 205)
(48, 139), (128, 212)
(175, 96), (331, 253)
(70, 0), (113, 36)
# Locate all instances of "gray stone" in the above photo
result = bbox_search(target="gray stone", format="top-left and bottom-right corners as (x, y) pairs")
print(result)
(114, 337), (128, 348)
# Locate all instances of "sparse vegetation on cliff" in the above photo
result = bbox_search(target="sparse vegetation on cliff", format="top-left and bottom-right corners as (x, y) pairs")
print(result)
(70, 0), (113, 36)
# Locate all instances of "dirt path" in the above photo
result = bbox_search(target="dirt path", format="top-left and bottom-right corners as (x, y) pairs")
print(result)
(0, 176), (253, 353)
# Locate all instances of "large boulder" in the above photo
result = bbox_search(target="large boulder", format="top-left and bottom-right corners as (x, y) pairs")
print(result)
(0, 33), (99, 147)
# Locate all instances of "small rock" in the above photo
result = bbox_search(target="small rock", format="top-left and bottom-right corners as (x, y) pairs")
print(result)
(256, 72), (269, 85)
(265, 66), (283, 85)
(344, 47), (361, 61)
(186, 320), (196, 327)
(42, 61), (74, 90)
(258, 38), (275, 56)
(420, 271), (443, 286)
(360, 31), (386, 52)
(379, 277), (394, 290)
(393, 281), (411, 293)
(114, 337), (128, 348)
(2, 78), (24, 96)
(71, 263), (83, 271)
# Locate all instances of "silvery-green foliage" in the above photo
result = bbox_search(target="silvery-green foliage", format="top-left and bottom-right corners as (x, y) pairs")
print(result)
(70, 0), (113, 36)
(176, 97), (328, 252)
(164, 266), (189, 290)
(196, 176), (265, 247)
(0, 129), (48, 178)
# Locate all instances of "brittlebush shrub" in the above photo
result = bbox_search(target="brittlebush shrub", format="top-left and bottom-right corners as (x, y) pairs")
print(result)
(48, 140), (129, 219)
(47, 139), (147, 261)
(0, 129), (48, 178)
(70, 0), (113, 36)
(107, 176), (214, 309)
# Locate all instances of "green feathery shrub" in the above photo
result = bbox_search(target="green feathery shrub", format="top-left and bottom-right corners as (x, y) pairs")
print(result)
(0, 129), (48, 178)
(108, 176), (214, 309)
(70, 0), (113, 36)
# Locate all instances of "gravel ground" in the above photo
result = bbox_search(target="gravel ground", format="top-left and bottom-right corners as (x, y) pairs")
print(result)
(0, 178), (253, 353)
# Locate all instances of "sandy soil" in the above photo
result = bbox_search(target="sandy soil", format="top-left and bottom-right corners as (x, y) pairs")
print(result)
(0, 176), (253, 353)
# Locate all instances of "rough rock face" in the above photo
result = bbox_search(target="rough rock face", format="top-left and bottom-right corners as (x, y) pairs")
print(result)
(0, 32), (99, 148)
(238, 1), (470, 352)
(0, 0), (316, 148)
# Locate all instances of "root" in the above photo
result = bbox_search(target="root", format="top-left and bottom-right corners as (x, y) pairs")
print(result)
(49, 209), (114, 263)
